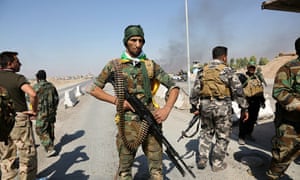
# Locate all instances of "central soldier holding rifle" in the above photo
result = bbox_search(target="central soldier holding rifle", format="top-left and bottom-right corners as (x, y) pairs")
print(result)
(89, 25), (182, 180)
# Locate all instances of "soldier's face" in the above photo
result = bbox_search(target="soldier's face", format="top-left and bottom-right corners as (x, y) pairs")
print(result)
(126, 36), (144, 57)
(247, 66), (256, 74)
(9, 56), (21, 72)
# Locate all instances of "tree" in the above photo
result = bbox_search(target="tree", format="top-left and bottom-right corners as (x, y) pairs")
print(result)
(258, 57), (269, 65)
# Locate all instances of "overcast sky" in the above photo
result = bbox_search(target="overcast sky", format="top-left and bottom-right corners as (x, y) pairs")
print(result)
(1, 0), (299, 78)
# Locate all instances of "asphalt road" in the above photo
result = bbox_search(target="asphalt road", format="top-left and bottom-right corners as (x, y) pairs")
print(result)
(35, 80), (299, 180)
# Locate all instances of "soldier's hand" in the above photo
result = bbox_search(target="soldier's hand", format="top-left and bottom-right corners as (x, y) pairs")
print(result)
(190, 104), (197, 113)
(22, 110), (37, 120)
(241, 111), (249, 122)
(124, 100), (135, 112)
(193, 110), (200, 115)
(154, 106), (171, 124)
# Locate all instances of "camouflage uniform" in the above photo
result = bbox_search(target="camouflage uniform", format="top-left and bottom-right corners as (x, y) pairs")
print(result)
(33, 80), (59, 153)
(0, 70), (37, 180)
(266, 56), (300, 179)
(94, 57), (178, 180)
(190, 59), (248, 168)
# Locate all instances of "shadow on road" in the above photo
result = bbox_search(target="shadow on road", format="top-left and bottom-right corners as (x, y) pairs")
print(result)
(234, 146), (271, 180)
(37, 130), (90, 179)
(55, 130), (85, 154)
(132, 139), (198, 180)
(231, 121), (275, 152)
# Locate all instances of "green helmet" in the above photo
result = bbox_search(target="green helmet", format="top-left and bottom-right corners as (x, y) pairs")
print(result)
(247, 61), (256, 68)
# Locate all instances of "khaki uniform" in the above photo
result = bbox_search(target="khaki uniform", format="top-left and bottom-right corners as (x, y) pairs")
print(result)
(0, 113), (37, 180)
(0, 70), (38, 180)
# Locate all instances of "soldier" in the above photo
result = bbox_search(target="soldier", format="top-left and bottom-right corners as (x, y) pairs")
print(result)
(33, 70), (59, 157)
(266, 37), (300, 179)
(89, 25), (179, 180)
(0, 51), (38, 180)
(190, 46), (249, 172)
(237, 61), (266, 145)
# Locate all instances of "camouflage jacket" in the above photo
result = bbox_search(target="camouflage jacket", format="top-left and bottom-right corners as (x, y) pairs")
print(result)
(33, 80), (59, 120)
(190, 59), (248, 110)
(94, 58), (178, 121)
(273, 57), (300, 113)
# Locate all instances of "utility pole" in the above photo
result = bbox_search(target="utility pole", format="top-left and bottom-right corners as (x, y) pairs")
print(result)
(185, 0), (191, 96)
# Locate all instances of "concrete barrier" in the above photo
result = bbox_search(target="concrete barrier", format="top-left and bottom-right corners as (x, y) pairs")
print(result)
(64, 88), (79, 108)
(154, 85), (190, 110)
(232, 94), (274, 123)
(75, 85), (84, 97)
(155, 84), (274, 123)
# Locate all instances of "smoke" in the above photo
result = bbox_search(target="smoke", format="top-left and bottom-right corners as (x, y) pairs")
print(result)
(159, 1), (237, 73)
(158, 0), (299, 73)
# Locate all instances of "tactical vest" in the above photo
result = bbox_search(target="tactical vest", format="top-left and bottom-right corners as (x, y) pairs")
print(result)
(200, 63), (231, 99)
(243, 75), (264, 97)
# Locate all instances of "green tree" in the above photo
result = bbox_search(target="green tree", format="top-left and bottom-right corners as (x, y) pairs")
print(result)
(229, 58), (235, 68)
(258, 57), (269, 65)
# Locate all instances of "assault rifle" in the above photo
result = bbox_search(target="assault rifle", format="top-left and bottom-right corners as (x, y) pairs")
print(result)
(124, 90), (196, 178)
(177, 114), (200, 142)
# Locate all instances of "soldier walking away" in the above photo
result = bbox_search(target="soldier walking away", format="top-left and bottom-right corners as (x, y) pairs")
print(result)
(266, 37), (300, 179)
(89, 25), (179, 180)
(0, 51), (39, 180)
(33, 70), (59, 157)
(237, 61), (266, 145)
(190, 46), (249, 172)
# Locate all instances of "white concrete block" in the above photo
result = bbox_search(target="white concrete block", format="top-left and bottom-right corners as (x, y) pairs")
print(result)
(64, 88), (78, 108)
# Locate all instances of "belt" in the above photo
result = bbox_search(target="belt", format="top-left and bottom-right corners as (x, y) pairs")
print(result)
(200, 96), (230, 101)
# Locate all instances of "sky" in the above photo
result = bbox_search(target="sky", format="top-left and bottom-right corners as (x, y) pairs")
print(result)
(0, 0), (300, 78)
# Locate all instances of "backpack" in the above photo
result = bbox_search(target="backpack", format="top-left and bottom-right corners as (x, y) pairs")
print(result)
(239, 73), (264, 97)
(0, 86), (16, 145)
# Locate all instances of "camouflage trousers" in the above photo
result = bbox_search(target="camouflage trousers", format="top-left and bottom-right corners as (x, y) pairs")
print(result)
(266, 123), (300, 179)
(115, 120), (163, 180)
(198, 99), (232, 167)
(0, 112), (37, 180)
(35, 117), (55, 152)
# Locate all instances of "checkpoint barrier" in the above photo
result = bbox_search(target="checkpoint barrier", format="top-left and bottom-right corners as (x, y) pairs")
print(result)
(64, 85), (84, 108)
(75, 85), (84, 97)
(154, 85), (190, 110)
(155, 84), (274, 123)
(232, 94), (274, 123)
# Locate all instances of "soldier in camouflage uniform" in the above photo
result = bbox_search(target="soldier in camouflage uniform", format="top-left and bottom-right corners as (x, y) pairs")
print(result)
(33, 70), (59, 157)
(89, 25), (179, 180)
(190, 46), (249, 172)
(0, 51), (38, 180)
(266, 37), (300, 179)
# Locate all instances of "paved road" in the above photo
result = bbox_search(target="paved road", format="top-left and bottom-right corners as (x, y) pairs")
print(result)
(35, 81), (299, 180)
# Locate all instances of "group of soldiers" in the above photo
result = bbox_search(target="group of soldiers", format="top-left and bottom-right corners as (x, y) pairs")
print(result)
(0, 24), (299, 180)
(90, 25), (300, 180)
(189, 38), (300, 180)
(0, 52), (59, 180)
